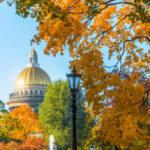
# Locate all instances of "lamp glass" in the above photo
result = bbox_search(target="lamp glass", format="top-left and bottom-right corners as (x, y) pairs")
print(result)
(75, 76), (81, 89)
(67, 76), (74, 90)
(67, 75), (81, 91)
(90, 145), (95, 150)
(67, 66), (81, 91)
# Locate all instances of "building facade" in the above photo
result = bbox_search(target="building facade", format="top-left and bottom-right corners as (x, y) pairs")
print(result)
(7, 48), (51, 112)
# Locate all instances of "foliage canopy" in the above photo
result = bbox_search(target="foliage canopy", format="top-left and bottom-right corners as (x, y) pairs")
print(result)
(0, 0), (150, 148)
(0, 105), (41, 143)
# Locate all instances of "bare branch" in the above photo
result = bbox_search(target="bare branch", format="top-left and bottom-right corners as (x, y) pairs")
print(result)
(103, 14), (130, 34)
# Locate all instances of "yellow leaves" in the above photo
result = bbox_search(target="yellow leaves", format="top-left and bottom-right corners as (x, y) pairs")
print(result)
(133, 22), (150, 44)
(101, 105), (149, 148)
(119, 114), (141, 145)
(26, 0), (149, 73)
(34, 11), (85, 56)
(72, 42), (148, 147)
(107, 74), (121, 89)
(90, 125), (101, 141)
(9, 105), (41, 141)
(44, 48), (50, 55)
(117, 55), (121, 60)
(103, 6), (116, 20)
(99, 70), (149, 148)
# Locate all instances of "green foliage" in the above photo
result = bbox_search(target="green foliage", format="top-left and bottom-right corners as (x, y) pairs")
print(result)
(0, 101), (9, 142)
(0, 100), (8, 115)
(39, 80), (72, 149)
(39, 80), (95, 149)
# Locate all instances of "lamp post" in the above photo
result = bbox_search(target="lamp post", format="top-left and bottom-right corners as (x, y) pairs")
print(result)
(66, 66), (82, 150)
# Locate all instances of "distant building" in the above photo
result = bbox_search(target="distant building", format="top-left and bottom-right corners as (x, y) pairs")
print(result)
(7, 48), (51, 112)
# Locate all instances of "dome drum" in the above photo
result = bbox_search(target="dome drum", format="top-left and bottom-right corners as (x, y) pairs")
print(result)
(9, 91), (45, 100)
(13, 85), (47, 97)
(8, 95), (44, 111)
(14, 84), (47, 91)
(8, 99), (42, 112)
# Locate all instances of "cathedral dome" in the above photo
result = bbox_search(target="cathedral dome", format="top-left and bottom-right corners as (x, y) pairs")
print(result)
(8, 47), (51, 112)
(15, 67), (51, 88)
(15, 47), (51, 89)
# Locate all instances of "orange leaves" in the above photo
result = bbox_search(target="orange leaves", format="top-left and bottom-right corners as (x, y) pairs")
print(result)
(18, 0), (149, 71)
(0, 106), (44, 148)
(99, 69), (150, 148)
(35, 12), (84, 56)
(9, 105), (41, 141)
(44, 48), (50, 55)
(107, 73), (121, 87)
(0, 137), (47, 150)
(21, 137), (47, 150)
(101, 105), (148, 148)
(0, 141), (21, 150)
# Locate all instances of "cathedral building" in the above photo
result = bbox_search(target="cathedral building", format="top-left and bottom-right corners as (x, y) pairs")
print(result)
(7, 48), (51, 112)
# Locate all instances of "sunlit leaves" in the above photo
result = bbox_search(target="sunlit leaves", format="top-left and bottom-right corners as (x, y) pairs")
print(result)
(9, 105), (41, 141)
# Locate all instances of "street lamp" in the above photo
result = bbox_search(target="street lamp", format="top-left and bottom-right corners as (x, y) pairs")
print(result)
(66, 66), (82, 150)
(90, 145), (95, 150)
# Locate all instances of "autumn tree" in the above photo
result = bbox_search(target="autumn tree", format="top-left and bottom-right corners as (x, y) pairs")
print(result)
(0, 105), (41, 143)
(99, 65), (150, 149)
(9, 105), (41, 141)
(39, 80), (96, 149)
(1, 0), (150, 148)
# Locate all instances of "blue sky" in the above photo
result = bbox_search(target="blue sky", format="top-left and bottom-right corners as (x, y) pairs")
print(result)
(0, 2), (71, 105)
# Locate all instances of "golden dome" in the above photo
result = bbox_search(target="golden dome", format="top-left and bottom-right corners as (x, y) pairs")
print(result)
(15, 67), (51, 88)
